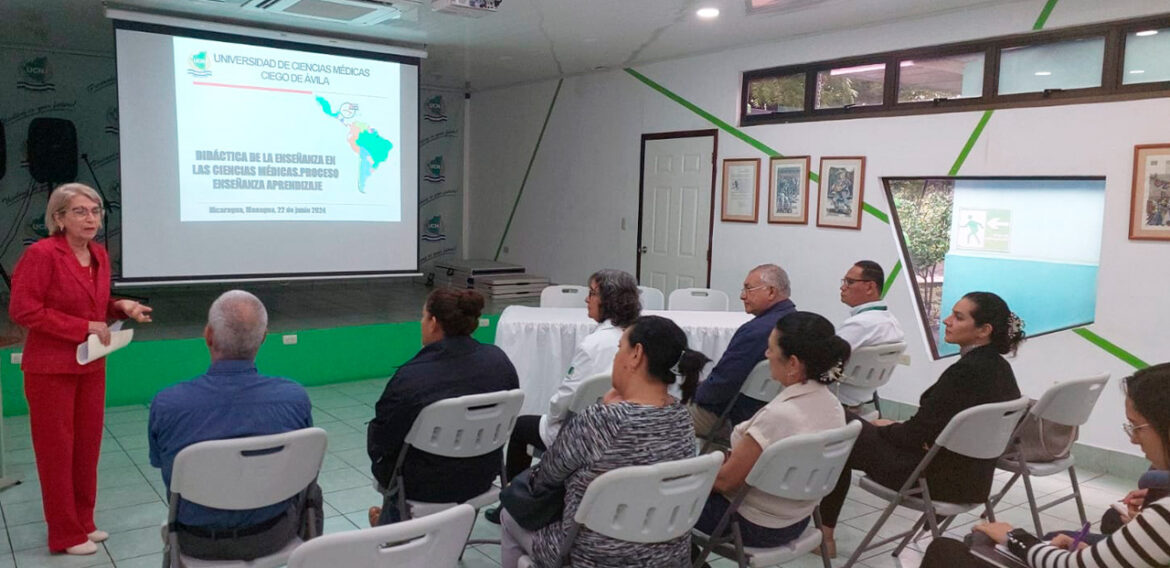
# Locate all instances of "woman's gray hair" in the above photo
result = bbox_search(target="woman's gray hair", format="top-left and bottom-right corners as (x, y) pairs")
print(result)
(207, 290), (268, 360)
(45, 183), (103, 235)
(753, 263), (790, 296)
(590, 268), (641, 327)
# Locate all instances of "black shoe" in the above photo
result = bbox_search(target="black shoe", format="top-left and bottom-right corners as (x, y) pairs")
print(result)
(483, 506), (502, 525)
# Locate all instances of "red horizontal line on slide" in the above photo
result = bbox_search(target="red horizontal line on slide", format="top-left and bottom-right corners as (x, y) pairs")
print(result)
(193, 81), (312, 95)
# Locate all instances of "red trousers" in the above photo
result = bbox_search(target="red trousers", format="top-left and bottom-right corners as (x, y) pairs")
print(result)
(24, 370), (105, 551)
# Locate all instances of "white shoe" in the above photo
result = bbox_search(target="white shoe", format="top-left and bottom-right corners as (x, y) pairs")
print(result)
(88, 530), (109, 543)
(64, 540), (98, 555)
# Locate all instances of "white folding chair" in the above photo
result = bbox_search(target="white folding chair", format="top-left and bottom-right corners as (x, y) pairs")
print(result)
(529, 374), (611, 459)
(668, 288), (730, 311)
(842, 397), (1030, 568)
(988, 373), (1110, 534)
(637, 286), (665, 310)
(287, 503), (475, 568)
(540, 285), (588, 308)
(389, 389), (525, 521)
(699, 361), (779, 453)
(835, 342), (906, 421)
(693, 421), (863, 568)
(518, 452), (724, 568)
(164, 427), (328, 568)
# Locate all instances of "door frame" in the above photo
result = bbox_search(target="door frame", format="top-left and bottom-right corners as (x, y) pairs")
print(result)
(636, 129), (719, 287)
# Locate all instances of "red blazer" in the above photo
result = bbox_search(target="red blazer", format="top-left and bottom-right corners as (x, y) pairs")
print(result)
(9, 234), (125, 375)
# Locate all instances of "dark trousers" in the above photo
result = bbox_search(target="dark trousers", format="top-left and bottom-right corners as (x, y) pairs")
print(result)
(174, 483), (323, 562)
(820, 415), (922, 528)
(505, 415), (546, 482)
(921, 538), (992, 567)
(693, 493), (810, 548)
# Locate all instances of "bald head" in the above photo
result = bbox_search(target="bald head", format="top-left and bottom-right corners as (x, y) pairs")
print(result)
(205, 290), (268, 361)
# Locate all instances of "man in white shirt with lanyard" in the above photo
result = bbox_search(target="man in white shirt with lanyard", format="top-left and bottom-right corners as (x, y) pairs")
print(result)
(834, 260), (904, 412)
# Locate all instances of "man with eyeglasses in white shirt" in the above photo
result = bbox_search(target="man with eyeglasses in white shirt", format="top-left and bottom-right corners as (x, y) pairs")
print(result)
(834, 260), (904, 412)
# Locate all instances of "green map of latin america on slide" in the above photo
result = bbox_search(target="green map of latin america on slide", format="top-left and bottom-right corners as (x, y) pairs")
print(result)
(315, 96), (393, 193)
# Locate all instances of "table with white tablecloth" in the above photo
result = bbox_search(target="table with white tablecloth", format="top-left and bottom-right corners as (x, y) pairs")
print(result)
(494, 306), (753, 414)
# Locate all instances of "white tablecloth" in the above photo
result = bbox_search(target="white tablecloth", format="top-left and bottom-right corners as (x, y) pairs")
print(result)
(495, 306), (752, 414)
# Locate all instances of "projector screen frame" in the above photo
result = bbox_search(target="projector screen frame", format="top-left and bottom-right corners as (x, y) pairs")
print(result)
(110, 19), (423, 286)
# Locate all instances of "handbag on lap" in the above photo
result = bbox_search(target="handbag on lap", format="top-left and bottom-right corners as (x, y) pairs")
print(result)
(499, 466), (565, 531)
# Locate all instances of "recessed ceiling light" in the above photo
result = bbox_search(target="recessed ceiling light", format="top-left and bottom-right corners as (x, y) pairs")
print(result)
(1136, 30), (1159, 37)
(696, 7), (720, 19)
(1130, 69), (1146, 74)
(1034, 71), (1052, 76)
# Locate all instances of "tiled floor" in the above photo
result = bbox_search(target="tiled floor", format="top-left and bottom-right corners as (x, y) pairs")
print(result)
(0, 379), (1135, 567)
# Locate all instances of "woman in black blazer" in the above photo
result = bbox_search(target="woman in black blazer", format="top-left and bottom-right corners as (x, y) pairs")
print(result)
(817, 291), (1025, 557)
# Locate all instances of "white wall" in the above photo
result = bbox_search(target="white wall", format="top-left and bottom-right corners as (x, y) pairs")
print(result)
(468, 0), (1170, 456)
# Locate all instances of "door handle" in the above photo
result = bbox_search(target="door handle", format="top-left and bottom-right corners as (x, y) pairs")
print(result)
(639, 246), (648, 254)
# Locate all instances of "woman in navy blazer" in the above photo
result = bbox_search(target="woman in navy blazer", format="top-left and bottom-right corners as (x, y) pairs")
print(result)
(8, 183), (152, 555)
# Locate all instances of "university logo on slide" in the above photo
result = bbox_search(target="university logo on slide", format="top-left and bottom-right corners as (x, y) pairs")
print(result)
(424, 95), (448, 122)
(16, 57), (55, 91)
(421, 215), (447, 242)
(187, 51), (212, 78)
(424, 156), (446, 183)
(23, 215), (49, 245)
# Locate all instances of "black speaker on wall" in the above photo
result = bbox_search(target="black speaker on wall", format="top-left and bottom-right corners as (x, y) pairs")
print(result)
(27, 117), (78, 183)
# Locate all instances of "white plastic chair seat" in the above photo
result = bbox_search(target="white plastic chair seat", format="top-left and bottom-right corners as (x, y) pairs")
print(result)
(289, 503), (475, 568)
(667, 288), (730, 311)
(180, 538), (303, 568)
(637, 286), (665, 310)
(857, 476), (981, 517)
(693, 524), (822, 567)
(996, 455), (1077, 477)
(540, 285), (588, 308)
(406, 486), (500, 518)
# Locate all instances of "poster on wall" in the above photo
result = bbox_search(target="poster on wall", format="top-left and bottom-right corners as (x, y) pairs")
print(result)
(721, 158), (759, 223)
(768, 156), (810, 224)
(418, 90), (465, 276)
(1130, 143), (1170, 241)
(816, 156), (865, 230)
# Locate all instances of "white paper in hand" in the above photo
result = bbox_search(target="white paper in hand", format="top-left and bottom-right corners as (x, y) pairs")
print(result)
(76, 321), (134, 365)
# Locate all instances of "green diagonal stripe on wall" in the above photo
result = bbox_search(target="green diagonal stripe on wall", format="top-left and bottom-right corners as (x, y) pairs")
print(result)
(624, 67), (895, 223)
(1033, 0), (1061, 30)
(948, 110), (995, 175)
(1073, 328), (1149, 370)
(882, 260), (902, 298)
(495, 79), (564, 260)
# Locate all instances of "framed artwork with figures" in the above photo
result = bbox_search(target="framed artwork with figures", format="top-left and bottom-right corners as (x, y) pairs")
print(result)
(816, 156), (866, 230)
(1130, 144), (1170, 241)
(768, 156), (810, 224)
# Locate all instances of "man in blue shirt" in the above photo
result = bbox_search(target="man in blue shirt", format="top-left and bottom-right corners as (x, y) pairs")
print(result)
(689, 264), (796, 446)
(149, 290), (315, 562)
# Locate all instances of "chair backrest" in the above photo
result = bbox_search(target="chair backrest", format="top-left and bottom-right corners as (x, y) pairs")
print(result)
(638, 286), (665, 310)
(839, 342), (906, 390)
(667, 288), (730, 311)
(746, 421), (863, 501)
(171, 427), (327, 510)
(404, 389), (525, 459)
(935, 397), (1031, 459)
(739, 360), (782, 403)
(1030, 373), (1110, 427)
(574, 452), (723, 543)
(541, 285), (588, 308)
(287, 503), (475, 568)
(568, 373), (612, 415)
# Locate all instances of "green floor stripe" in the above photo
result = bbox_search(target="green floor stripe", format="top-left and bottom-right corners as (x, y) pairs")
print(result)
(1073, 328), (1150, 370)
(1033, 0), (1061, 30)
(863, 203), (889, 224)
(881, 260), (902, 298)
(948, 110), (995, 175)
(495, 78), (564, 260)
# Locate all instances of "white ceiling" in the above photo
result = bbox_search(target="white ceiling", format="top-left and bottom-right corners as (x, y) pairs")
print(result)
(0, 0), (1037, 91)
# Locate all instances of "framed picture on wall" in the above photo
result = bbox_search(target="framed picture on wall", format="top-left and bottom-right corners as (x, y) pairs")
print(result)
(767, 156), (810, 224)
(816, 156), (866, 230)
(721, 158), (760, 223)
(1130, 144), (1170, 241)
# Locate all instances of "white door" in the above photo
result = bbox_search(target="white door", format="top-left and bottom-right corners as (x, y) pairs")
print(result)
(639, 135), (715, 297)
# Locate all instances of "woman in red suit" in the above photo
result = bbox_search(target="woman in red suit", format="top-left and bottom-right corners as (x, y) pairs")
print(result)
(8, 183), (152, 555)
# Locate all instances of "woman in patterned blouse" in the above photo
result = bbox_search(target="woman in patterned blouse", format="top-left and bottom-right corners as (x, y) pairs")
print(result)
(500, 315), (709, 568)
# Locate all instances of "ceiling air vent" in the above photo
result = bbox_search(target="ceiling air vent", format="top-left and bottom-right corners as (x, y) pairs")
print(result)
(244, 0), (419, 25)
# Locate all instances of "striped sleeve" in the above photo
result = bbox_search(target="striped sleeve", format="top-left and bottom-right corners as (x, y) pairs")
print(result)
(1026, 498), (1170, 568)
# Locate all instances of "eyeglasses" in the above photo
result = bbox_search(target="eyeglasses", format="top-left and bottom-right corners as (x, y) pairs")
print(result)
(1123, 421), (1150, 439)
(67, 206), (104, 219)
(740, 284), (769, 294)
(587, 288), (600, 298)
(840, 277), (875, 287)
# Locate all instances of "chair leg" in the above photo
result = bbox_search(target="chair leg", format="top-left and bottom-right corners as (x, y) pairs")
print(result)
(893, 514), (928, 556)
(987, 471), (1021, 516)
(731, 522), (748, 568)
(814, 508), (832, 568)
(843, 499), (900, 568)
(1069, 466), (1089, 526)
(1020, 470), (1044, 535)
